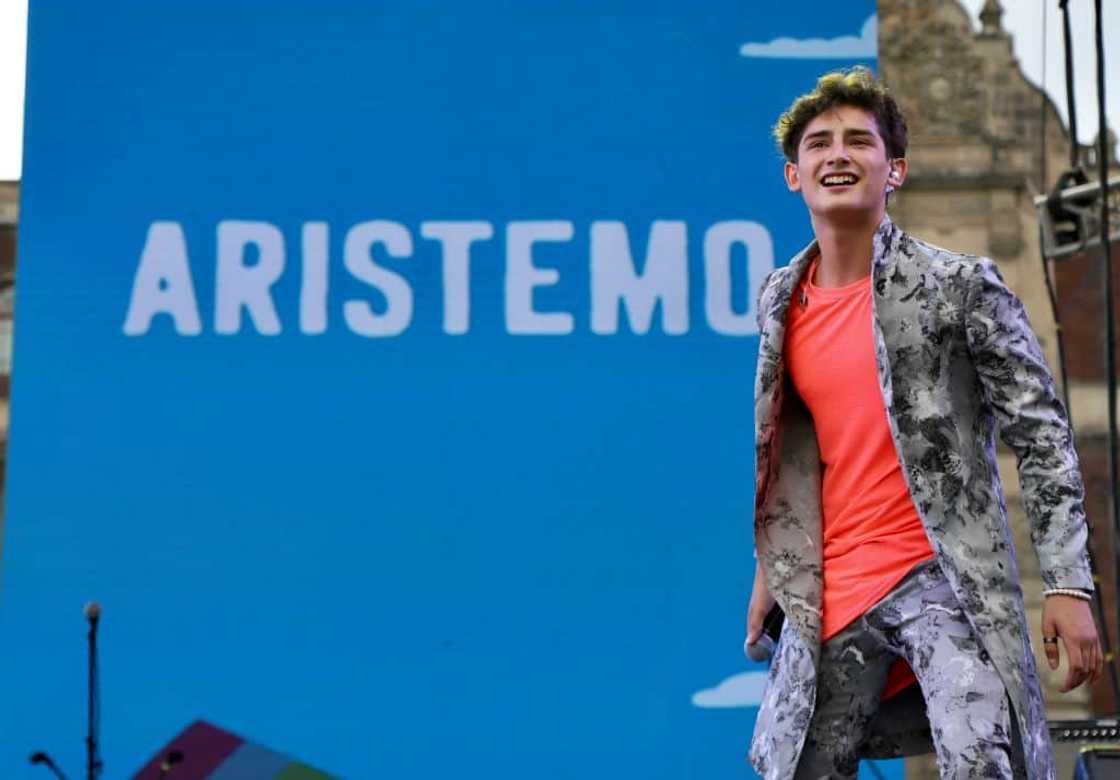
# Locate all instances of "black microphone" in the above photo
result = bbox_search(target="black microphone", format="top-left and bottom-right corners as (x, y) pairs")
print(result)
(29, 751), (70, 780)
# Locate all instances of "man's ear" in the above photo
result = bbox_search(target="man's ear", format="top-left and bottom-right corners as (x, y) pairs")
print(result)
(784, 160), (801, 192)
(888, 157), (908, 187)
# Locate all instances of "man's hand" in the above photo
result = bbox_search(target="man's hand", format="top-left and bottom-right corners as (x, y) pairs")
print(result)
(1041, 594), (1103, 692)
(746, 567), (776, 646)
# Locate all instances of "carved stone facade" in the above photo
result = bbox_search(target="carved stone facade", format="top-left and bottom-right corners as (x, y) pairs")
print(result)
(0, 180), (16, 552)
(880, 1), (1115, 778)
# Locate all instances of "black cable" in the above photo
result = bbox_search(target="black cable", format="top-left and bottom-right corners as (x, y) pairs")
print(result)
(1093, 0), (1120, 705)
(1041, 0), (1048, 191)
(1040, 1), (1064, 418)
(1040, 227), (1075, 430)
(1059, 0), (1081, 170)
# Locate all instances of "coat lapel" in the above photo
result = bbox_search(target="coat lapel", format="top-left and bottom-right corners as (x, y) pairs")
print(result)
(869, 215), (904, 420)
(754, 241), (817, 441)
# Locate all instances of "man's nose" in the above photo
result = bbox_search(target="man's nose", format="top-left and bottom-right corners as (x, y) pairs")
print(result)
(827, 144), (852, 164)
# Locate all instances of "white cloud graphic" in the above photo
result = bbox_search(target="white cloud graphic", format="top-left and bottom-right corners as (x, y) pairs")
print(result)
(739, 14), (876, 59)
(691, 670), (769, 709)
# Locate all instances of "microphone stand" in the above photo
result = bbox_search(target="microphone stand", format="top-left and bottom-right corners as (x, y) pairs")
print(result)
(31, 603), (106, 780)
(84, 604), (102, 780)
(29, 752), (70, 780)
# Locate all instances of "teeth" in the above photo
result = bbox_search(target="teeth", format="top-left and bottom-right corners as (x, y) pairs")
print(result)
(822, 175), (857, 185)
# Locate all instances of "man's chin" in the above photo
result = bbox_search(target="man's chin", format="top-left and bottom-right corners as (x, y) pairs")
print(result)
(809, 200), (884, 225)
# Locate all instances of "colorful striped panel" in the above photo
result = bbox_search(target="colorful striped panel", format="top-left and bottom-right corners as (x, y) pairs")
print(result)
(130, 720), (336, 779)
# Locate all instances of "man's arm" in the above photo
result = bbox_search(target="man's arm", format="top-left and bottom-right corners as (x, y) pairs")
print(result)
(964, 255), (1101, 690)
(746, 564), (776, 646)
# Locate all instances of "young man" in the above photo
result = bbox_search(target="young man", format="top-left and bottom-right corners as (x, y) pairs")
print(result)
(745, 67), (1103, 780)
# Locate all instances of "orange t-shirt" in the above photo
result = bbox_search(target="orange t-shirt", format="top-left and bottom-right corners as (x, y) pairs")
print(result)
(784, 258), (935, 699)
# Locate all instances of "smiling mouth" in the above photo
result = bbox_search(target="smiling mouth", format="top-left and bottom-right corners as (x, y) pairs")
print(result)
(820, 174), (859, 187)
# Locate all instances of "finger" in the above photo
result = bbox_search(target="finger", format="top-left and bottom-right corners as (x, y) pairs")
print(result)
(1084, 642), (1097, 685)
(1041, 633), (1060, 671)
(1091, 642), (1104, 684)
(1042, 615), (1060, 670)
(1062, 668), (1087, 693)
(1062, 639), (1086, 693)
(1043, 640), (1060, 671)
(747, 615), (761, 644)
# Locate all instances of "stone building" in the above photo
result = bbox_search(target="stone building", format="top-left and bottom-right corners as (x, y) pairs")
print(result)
(880, 0), (1118, 776)
(0, 179), (15, 545)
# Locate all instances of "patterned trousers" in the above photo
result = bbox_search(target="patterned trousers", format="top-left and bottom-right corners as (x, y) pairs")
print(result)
(794, 559), (1026, 779)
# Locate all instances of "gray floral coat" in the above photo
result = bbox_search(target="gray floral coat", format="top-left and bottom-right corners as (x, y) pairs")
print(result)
(748, 215), (1092, 780)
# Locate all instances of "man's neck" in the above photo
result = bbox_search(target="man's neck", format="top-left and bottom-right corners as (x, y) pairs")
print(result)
(809, 209), (884, 288)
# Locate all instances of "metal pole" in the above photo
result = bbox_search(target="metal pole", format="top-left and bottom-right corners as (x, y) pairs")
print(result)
(1059, 0), (1081, 170)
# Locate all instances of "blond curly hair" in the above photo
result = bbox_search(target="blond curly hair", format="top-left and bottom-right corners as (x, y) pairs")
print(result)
(774, 67), (908, 163)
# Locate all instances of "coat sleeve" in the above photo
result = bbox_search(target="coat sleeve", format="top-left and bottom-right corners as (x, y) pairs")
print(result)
(964, 256), (1093, 591)
(754, 268), (778, 333)
(751, 268), (778, 563)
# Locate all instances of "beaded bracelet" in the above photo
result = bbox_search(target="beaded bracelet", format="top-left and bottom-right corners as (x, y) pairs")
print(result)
(1043, 587), (1093, 601)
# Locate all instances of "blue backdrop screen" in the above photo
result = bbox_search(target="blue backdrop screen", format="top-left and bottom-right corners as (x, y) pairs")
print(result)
(2, 3), (889, 778)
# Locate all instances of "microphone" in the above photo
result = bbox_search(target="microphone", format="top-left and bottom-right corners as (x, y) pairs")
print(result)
(83, 602), (101, 624)
(743, 604), (785, 663)
(29, 751), (70, 780)
(744, 633), (776, 662)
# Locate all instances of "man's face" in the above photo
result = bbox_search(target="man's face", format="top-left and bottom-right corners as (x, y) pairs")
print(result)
(783, 104), (905, 223)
